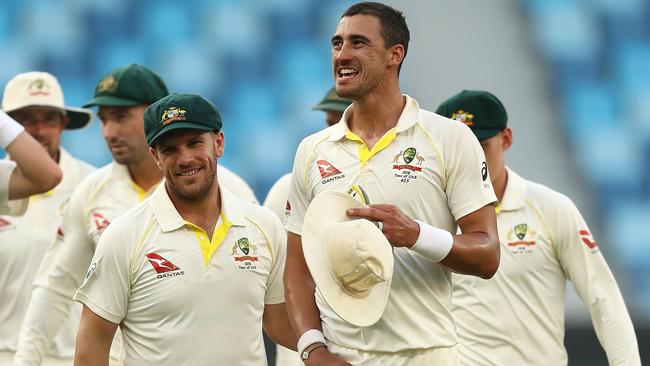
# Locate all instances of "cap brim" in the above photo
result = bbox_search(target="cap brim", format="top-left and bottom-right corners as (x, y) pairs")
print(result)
(312, 101), (350, 113)
(83, 95), (142, 108)
(471, 128), (502, 141)
(64, 106), (93, 130)
(147, 122), (215, 146)
(302, 190), (392, 327)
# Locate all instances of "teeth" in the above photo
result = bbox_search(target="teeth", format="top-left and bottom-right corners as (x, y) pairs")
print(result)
(179, 169), (199, 176)
(339, 68), (358, 76)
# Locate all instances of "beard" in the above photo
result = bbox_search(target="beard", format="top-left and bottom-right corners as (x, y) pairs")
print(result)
(166, 162), (217, 202)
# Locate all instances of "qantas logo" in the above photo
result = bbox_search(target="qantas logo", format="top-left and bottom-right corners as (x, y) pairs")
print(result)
(0, 217), (11, 228)
(317, 160), (345, 184)
(579, 230), (599, 252)
(92, 212), (110, 232)
(145, 253), (185, 279)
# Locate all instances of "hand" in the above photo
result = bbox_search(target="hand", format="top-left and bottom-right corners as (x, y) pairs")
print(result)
(305, 346), (352, 366)
(346, 204), (420, 248)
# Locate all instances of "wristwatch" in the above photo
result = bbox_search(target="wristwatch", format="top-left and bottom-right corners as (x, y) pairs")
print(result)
(300, 342), (327, 361)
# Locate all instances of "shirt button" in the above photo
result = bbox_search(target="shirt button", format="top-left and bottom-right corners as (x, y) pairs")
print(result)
(199, 235), (205, 240)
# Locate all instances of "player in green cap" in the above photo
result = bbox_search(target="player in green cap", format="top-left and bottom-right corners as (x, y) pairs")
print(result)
(437, 90), (640, 366)
(74, 93), (296, 365)
(15, 66), (259, 365)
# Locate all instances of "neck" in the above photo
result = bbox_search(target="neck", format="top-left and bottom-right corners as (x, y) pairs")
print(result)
(169, 183), (221, 238)
(348, 82), (404, 147)
(493, 167), (508, 202)
(127, 156), (163, 191)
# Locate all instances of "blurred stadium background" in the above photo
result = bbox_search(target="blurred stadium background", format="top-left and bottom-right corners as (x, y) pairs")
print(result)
(0, 0), (647, 364)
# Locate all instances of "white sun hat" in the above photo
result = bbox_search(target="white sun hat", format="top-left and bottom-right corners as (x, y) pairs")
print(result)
(302, 190), (394, 327)
(2, 71), (92, 129)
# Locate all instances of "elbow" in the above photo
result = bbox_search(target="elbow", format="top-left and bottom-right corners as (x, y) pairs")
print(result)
(40, 166), (62, 191)
(478, 240), (500, 279)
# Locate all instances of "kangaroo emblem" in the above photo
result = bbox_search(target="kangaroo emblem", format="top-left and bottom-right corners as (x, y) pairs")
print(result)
(392, 150), (403, 163)
(415, 154), (425, 165)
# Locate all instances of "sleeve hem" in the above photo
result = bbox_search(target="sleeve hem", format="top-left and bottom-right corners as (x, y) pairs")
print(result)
(74, 292), (123, 325)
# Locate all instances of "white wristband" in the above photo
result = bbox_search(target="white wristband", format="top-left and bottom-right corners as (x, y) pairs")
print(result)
(297, 329), (326, 357)
(410, 220), (453, 262)
(0, 110), (24, 149)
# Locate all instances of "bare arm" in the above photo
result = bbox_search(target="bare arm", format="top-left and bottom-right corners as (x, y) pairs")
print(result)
(262, 303), (297, 351)
(74, 306), (117, 366)
(7, 131), (62, 199)
(347, 203), (499, 279)
(284, 232), (351, 366)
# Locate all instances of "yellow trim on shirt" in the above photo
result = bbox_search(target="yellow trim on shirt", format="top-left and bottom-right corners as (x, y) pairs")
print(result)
(130, 181), (148, 202)
(345, 129), (397, 168)
(186, 213), (232, 266)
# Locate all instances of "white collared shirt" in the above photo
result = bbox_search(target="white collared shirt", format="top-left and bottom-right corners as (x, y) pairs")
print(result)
(0, 148), (94, 357)
(286, 95), (496, 352)
(452, 167), (640, 365)
(75, 183), (286, 365)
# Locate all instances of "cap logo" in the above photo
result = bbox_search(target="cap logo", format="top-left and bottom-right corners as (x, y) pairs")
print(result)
(27, 79), (50, 96)
(97, 75), (118, 93)
(160, 106), (187, 126)
(451, 110), (474, 126)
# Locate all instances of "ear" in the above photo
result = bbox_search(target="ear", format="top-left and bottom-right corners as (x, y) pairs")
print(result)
(501, 128), (513, 151)
(61, 115), (70, 129)
(214, 131), (225, 158)
(149, 147), (162, 170)
(387, 44), (405, 68)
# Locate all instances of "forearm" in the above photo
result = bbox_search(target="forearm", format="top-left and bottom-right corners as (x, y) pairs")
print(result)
(263, 304), (298, 351)
(6, 132), (62, 199)
(284, 233), (321, 335)
(74, 306), (116, 366)
(15, 287), (76, 365)
(441, 231), (499, 278)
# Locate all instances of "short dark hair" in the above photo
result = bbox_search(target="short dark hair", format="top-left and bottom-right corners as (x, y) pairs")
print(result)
(342, 2), (410, 73)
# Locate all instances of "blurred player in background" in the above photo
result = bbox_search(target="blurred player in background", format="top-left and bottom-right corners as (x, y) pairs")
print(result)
(14, 65), (257, 366)
(263, 87), (351, 365)
(436, 90), (641, 366)
(0, 72), (96, 364)
(74, 93), (295, 365)
(0, 109), (61, 215)
(284, 3), (499, 365)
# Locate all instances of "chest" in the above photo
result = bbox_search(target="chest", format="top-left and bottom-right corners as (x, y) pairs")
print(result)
(307, 140), (446, 209)
(85, 183), (142, 246)
(127, 225), (274, 313)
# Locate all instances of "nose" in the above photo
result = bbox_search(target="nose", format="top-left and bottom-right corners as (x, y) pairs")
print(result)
(334, 41), (353, 63)
(177, 146), (193, 166)
(101, 119), (118, 141)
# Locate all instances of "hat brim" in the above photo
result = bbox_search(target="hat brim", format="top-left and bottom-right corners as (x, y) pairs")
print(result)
(83, 95), (143, 108)
(471, 128), (502, 141)
(147, 122), (215, 146)
(64, 106), (93, 130)
(312, 101), (350, 113)
(302, 190), (393, 327)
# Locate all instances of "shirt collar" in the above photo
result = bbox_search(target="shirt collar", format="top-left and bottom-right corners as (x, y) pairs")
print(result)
(152, 181), (248, 233)
(326, 94), (421, 141)
(498, 167), (527, 212)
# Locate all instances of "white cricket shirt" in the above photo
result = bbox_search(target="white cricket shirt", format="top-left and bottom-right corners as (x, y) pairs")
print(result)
(0, 161), (28, 216)
(452, 168), (640, 365)
(0, 148), (94, 357)
(286, 95), (496, 352)
(75, 182), (286, 365)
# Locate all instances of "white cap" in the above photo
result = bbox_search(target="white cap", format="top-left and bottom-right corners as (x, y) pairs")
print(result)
(2, 72), (92, 129)
(302, 190), (394, 327)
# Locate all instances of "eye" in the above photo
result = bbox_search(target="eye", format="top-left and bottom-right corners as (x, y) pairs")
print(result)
(332, 39), (343, 50)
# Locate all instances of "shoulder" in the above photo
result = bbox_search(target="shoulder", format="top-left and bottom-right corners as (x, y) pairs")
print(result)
(297, 126), (336, 151)
(217, 165), (258, 203)
(101, 198), (154, 243)
(70, 156), (97, 178)
(241, 199), (283, 229)
(71, 163), (113, 198)
(265, 174), (291, 202)
(523, 178), (581, 224)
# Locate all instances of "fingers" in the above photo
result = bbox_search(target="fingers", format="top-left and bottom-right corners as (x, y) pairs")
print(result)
(346, 207), (385, 221)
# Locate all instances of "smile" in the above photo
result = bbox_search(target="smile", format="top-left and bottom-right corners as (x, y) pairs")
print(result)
(178, 169), (200, 177)
(338, 67), (359, 80)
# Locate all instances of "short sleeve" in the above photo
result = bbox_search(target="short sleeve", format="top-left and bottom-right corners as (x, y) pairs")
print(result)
(74, 221), (130, 324)
(264, 214), (287, 305)
(285, 141), (312, 235)
(445, 125), (497, 220)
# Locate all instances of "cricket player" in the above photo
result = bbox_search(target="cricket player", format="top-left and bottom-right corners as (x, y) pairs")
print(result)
(0, 72), (96, 363)
(263, 87), (351, 365)
(284, 3), (499, 365)
(436, 90), (641, 366)
(0, 109), (62, 215)
(14, 65), (257, 365)
(74, 93), (295, 365)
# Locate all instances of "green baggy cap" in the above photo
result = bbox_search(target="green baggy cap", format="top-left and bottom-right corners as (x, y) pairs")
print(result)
(312, 87), (352, 113)
(84, 64), (169, 108)
(144, 93), (222, 146)
(435, 90), (508, 141)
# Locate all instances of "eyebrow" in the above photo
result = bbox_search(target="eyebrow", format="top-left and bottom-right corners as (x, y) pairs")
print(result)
(331, 34), (372, 44)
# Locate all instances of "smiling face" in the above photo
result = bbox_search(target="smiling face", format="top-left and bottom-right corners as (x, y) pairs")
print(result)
(150, 129), (223, 203)
(331, 14), (399, 100)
